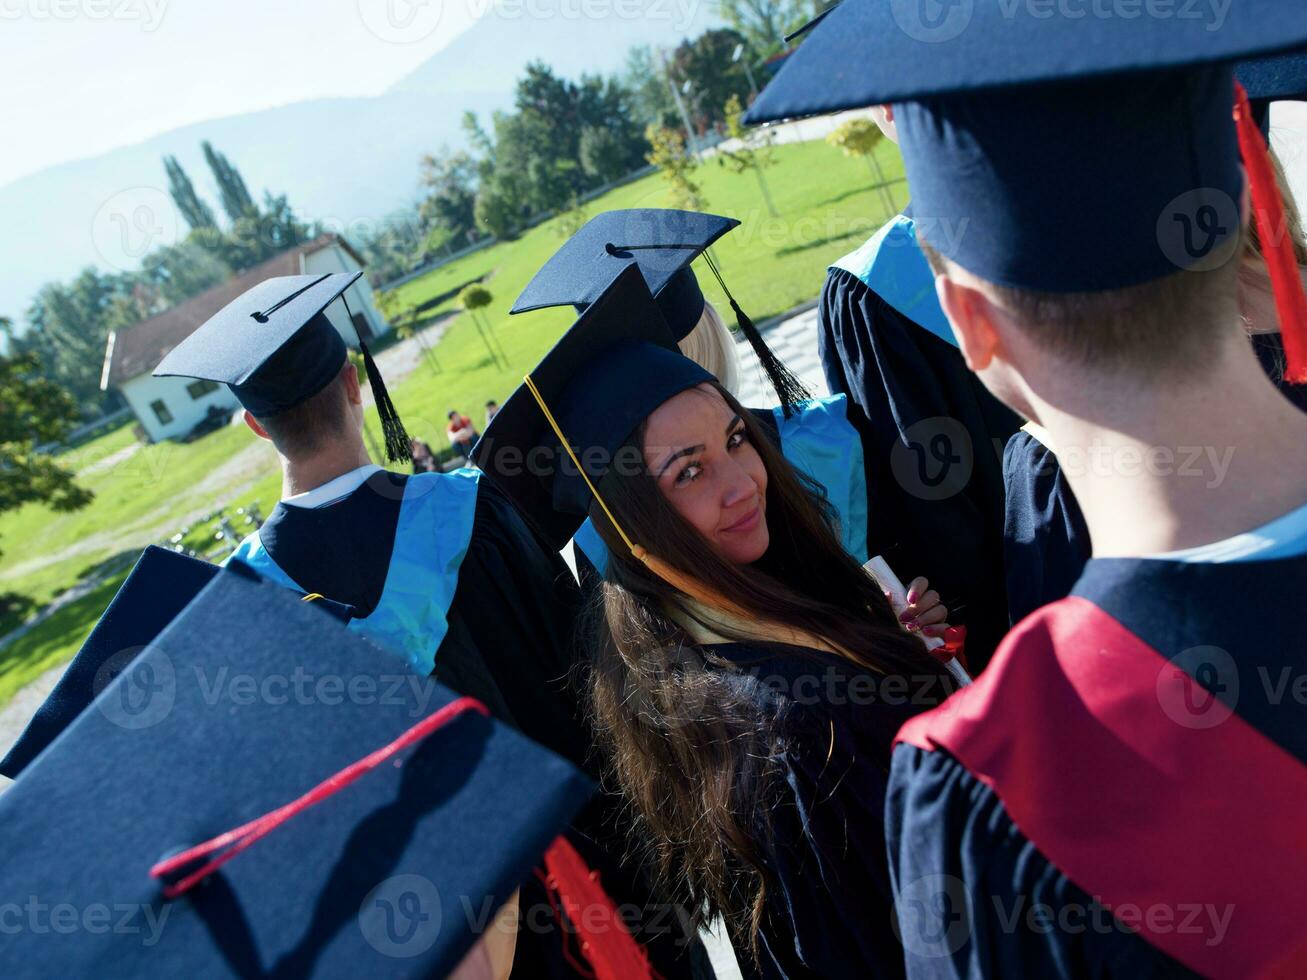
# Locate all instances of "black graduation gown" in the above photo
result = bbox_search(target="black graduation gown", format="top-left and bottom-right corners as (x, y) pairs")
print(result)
(819, 268), (1021, 670)
(706, 643), (938, 980)
(256, 471), (708, 979)
(1001, 431), (1091, 625)
(885, 553), (1307, 977)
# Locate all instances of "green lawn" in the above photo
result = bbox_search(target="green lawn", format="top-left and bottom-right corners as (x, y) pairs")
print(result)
(0, 135), (906, 708)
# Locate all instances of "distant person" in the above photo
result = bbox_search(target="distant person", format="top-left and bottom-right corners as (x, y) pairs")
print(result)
(446, 409), (478, 460)
(409, 437), (437, 474)
(484, 399), (500, 427)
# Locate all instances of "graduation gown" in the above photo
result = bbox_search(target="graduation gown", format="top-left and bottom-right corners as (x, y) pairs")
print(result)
(820, 214), (1021, 670)
(705, 643), (935, 980)
(885, 543), (1307, 978)
(572, 393), (870, 585)
(231, 468), (707, 979)
(1001, 430), (1091, 625)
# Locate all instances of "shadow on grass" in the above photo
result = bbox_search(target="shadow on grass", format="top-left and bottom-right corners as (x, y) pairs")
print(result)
(0, 564), (135, 707)
(812, 178), (908, 212)
(776, 229), (871, 258)
(0, 594), (39, 638)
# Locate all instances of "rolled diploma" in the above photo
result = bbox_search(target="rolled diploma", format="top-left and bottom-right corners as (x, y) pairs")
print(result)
(863, 555), (971, 686)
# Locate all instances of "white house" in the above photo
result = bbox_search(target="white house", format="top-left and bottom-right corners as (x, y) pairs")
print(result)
(101, 235), (389, 443)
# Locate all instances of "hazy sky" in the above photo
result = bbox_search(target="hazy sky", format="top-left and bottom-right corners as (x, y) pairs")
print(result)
(0, 0), (484, 188)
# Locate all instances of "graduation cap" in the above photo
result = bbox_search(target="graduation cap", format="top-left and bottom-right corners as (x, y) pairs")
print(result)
(154, 272), (411, 463)
(0, 564), (660, 979)
(1239, 51), (1307, 134)
(0, 547), (215, 779)
(0, 548), (352, 781)
(475, 264), (713, 549)
(512, 208), (811, 415)
(743, 0), (1307, 380)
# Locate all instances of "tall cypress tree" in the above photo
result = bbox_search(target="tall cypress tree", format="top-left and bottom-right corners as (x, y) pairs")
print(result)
(163, 156), (217, 231)
(202, 141), (256, 222)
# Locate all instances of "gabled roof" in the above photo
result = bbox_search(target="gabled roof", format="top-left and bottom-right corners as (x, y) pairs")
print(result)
(101, 234), (366, 390)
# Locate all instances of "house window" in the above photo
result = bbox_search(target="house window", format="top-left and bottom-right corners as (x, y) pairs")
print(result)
(150, 399), (173, 425)
(186, 379), (219, 400)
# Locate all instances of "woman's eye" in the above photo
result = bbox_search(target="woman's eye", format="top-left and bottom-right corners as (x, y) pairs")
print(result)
(727, 428), (747, 450)
(674, 462), (703, 487)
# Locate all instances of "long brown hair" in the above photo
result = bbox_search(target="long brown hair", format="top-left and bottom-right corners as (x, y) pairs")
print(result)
(585, 382), (950, 951)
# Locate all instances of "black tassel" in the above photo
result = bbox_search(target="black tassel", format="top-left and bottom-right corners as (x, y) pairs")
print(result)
(703, 252), (812, 418)
(358, 337), (411, 464)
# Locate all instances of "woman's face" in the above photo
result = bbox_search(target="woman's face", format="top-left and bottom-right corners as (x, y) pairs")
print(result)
(642, 384), (770, 564)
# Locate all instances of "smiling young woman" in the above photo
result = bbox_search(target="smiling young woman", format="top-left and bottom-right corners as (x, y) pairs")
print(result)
(587, 378), (956, 979)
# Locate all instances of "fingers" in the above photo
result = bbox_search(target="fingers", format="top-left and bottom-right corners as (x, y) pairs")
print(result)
(905, 577), (929, 605)
(915, 604), (949, 627)
(899, 589), (942, 626)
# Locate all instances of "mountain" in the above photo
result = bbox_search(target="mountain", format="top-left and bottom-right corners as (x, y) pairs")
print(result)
(0, 7), (718, 322)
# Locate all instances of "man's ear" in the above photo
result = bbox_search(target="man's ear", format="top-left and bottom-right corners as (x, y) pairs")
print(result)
(342, 360), (363, 406)
(243, 409), (271, 441)
(936, 272), (1002, 372)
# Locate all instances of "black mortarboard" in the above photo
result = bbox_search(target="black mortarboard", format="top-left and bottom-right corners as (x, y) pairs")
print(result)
(743, 1), (1307, 291)
(513, 209), (811, 414)
(474, 264), (712, 549)
(154, 272), (411, 462)
(0, 549), (352, 781)
(0, 547), (215, 779)
(0, 565), (594, 977)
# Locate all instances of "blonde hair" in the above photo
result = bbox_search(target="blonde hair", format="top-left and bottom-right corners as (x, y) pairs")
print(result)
(677, 301), (740, 394)
(1233, 147), (1307, 342)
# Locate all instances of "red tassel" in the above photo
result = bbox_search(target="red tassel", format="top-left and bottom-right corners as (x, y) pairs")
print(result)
(1235, 81), (1307, 384)
(541, 836), (657, 980)
(150, 697), (489, 898)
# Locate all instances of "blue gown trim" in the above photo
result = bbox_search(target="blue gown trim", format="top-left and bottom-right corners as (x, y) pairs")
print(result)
(831, 214), (957, 348)
(773, 394), (869, 564)
(229, 469), (482, 674)
(571, 395), (868, 575)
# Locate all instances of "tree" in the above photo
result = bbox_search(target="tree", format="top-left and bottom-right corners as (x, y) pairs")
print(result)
(670, 29), (754, 133)
(202, 141), (256, 222)
(826, 118), (897, 217)
(646, 125), (706, 212)
(718, 94), (778, 217)
(0, 349), (94, 551)
(459, 284), (506, 369)
(622, 46), (678, 131)
(418, 149), (480, 253)
(719, 0), (815, 59)
(138, 238), (231, 305)
(21, 268), (129, 417)
(164, 156), (216, 232)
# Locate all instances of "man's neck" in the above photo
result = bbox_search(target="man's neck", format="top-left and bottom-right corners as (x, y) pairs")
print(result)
(1035, 343), (1307, 558)
(281, 442), (375, 499)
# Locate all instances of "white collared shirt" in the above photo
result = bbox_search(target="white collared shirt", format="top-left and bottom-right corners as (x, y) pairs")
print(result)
(282, 464), (384, 510)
